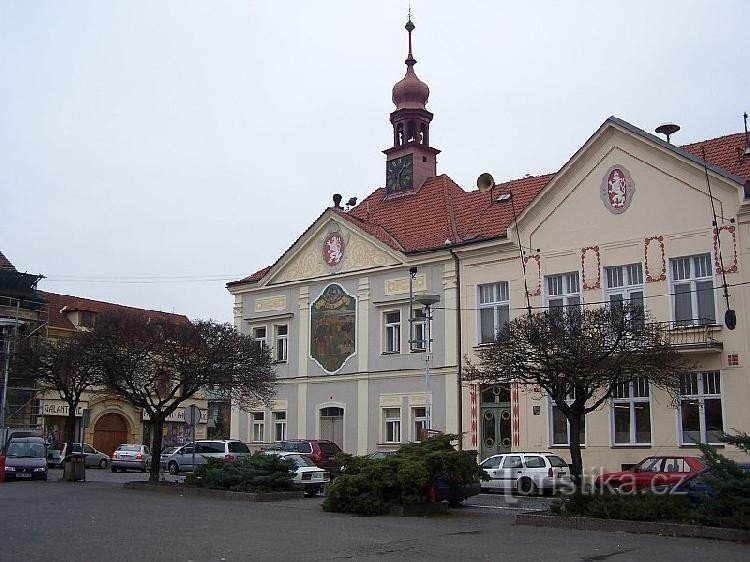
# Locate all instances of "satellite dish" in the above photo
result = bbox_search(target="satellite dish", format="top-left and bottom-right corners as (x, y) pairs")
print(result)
(725, 309), (737, 330)
(655, 123), (681, 144)
(477, 172), (495, 192)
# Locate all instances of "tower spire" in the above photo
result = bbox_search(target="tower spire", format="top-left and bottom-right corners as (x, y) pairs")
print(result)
(406, 15), (415, 66)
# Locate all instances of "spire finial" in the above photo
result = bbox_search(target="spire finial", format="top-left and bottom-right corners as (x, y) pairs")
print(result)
(405, 8), (416, 66)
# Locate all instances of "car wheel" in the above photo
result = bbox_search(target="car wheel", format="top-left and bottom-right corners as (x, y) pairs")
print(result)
(517, 477), (537, 496)
(142, 462), (150, 473)
(111, 466), (117, 473)
(168, 462), (179, 475)
(304, 488), (318, 498)
(99, 459), (108, 469)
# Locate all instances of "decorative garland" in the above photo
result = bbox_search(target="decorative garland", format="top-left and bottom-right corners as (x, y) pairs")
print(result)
(644, 235), (666, 282)
(524, 254), (541, 297)
(713, 225), (738, 274)
(580, 246), (601, 290)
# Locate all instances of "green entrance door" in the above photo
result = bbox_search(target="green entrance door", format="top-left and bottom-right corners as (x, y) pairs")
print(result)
(479, 385), (511, 460)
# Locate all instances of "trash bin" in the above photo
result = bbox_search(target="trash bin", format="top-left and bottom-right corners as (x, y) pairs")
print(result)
(63, 453), (86, 482)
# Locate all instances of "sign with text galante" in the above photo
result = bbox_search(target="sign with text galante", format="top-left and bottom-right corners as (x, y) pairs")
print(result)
(42, 400), (88, 418)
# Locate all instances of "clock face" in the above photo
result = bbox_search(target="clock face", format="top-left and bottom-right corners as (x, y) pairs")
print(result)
(386, 154), (414, 192)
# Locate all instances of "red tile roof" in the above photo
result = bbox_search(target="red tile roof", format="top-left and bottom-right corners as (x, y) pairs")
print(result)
(680, 132), (750, 182)
(39, 291), (190, 331)
(0, 250), (17, 271)
(232, 126), (750, 286)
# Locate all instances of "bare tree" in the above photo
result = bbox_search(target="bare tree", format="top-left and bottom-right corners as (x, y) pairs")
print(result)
(465, 304), (688, 489)
(89, 313), (275, 483)
(12, 333), (101, 458)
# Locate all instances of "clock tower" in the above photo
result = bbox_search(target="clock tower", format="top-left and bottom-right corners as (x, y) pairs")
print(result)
(383, 17), (440, 195)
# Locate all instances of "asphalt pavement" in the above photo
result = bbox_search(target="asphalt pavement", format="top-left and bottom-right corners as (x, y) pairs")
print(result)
(1, 470), (748, 561)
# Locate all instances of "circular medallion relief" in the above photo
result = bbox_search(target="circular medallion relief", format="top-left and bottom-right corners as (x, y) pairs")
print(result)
(599, 165), (636, 214)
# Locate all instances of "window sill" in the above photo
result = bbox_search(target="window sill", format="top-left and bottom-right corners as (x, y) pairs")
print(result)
(273, 360), (288, 364)
(679, 443), (724, 448)
(381, 351), (401, 356)
(549, 445), (586, 449)
(611, 444), (653, 449)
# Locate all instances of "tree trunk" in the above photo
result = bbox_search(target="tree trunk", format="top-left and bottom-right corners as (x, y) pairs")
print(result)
(567, 414), (584, 493)
(64, 402), (78, 457)
(148, 416), (165, 484)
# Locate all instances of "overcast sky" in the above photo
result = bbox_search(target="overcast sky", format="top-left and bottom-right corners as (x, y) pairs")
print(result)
(1, 1), (747, 323)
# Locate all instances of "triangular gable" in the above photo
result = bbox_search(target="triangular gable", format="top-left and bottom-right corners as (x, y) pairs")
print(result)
(260, 209), (405, 286)
(512, 117), (747, 241)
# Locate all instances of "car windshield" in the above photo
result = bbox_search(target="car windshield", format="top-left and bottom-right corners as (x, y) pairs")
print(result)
(162, 447), (178, 455)
(285, 454), (315, 467)
(6, 442), (45, 458)
(546, 455), (568, 468)
(117, 445), (142, 452)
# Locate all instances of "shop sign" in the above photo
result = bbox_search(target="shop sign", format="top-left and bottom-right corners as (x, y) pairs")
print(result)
(41, 400), (88, 418)
(142, 406), (208, 424)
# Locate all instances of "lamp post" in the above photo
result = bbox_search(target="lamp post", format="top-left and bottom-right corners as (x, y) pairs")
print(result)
(414, 293), (440, 432)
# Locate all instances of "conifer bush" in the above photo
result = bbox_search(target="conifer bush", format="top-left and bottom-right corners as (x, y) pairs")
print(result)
(186, 453), (298, 493)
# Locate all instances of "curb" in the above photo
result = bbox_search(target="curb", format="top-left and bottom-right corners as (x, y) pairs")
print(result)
(123, 481), (305, 502)
(515, 513), (750, 542)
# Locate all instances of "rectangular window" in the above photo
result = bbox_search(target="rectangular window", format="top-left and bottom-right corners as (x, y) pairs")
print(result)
(411, 309), (427, 351)
(412, 406), (427, 441)
(605, 263), (645, 325)
(251, 412), (265, 442)
(252, 326), (267, 351)
(478, 282), (510, 344)
(274, 325), (288, 362)
(384, 311), (401, 353)
(550, 390), (586, 446)
(273, 411), (286, 442)
(611, 378), (651, 445)
(679, 371), (723, 444)
(545, 272), (581, 310)
(671, 254), (715, 326)
(384, 408), (401, 443)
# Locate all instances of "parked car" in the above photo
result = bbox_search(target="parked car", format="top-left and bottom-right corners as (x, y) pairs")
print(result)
(480, 452), (572, 495)
(264, 440), (342, 472)
(266, 451), (331, 497)
(594, 455), (705, 492)
(164, 440), (251, 475)
(47, 443), (110, 469)
(663, 462), (750, 505)
(159, 446), (180, 470)
(3, 436), (48, 481)
(111, 444), (151, 473)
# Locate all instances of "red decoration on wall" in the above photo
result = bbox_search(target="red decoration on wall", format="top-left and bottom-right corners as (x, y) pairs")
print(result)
(713, 225), (738, 274)
(511, 383), (520, 447)
(524, 254), (541, 297)
(470, 385), (478, 447)
(644, 236), (666, 282)
(580, 246), (601, 290)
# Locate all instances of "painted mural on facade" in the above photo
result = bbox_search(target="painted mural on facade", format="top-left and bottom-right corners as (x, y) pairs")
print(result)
(310, 284), (356, 373)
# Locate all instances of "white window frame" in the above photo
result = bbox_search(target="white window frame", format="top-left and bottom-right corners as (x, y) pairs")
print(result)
(252, 325), (268, 350)
(549, 390), (586, 447)
(411, 308), (427, 352)
(273, 411), (287, 442)
(251, 412), (265, 442)
(610, 378), (652, 446)
(411, 406), (427, 441)
(383, 408), (401, 443)
(274, 324), (288, 362)
(604, 263), (644, 306)
(545, 272), (581, 309)
(670, 253), (716, 326)
(678, 371), (724, 445)
(384, 310), (401, 354)
(477, 282), (510, 344)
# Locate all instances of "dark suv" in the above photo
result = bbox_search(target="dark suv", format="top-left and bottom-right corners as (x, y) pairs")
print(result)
(266, 440), (342, 471)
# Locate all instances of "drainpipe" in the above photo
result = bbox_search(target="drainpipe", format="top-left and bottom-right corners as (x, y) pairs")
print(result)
(449, 249), (463, 450)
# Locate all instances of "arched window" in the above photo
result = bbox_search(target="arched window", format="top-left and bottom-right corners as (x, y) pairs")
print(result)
(420, 123), (428, 145)
(396, 123), (404, 146)
(407, 121), (417, 143)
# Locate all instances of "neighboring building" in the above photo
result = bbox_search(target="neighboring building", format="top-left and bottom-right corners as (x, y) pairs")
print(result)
(0, 250), (46, 430)
(37, 291), (205, 456)
(228, 18), (750, 472)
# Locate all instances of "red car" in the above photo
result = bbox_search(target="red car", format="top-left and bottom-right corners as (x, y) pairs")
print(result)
(595, 455), (705, 492)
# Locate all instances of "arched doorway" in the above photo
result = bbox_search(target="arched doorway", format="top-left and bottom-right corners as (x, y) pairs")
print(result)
(93, 413), (129, 457)
(319, 407), (344, 449)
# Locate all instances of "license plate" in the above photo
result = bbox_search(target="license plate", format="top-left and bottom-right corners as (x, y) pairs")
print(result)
(558, 472), (567, 478)
(16, 473), (31, 478)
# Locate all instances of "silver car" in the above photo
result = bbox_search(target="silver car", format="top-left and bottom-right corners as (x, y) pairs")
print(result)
(111, 444), (151, 473)
(48, 443), (110, 469)
(164, 440), (251, 475)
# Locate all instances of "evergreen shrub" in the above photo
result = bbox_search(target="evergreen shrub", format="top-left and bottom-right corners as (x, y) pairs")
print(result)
(186, 453), (297, 493)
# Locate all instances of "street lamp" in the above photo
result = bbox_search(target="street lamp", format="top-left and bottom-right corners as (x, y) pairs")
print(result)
(414, 293), (440, 433)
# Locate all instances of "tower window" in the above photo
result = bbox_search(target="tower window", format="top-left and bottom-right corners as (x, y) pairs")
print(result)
(407, 121), (417, 143)
(396, 123), (404, 146)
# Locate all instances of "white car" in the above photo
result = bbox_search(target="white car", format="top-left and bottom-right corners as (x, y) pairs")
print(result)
(479, 452), (572, 495)
(266, 451), (330, 497)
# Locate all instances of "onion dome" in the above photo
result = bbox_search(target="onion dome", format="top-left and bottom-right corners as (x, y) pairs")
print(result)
(391, 19), (430, 110)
